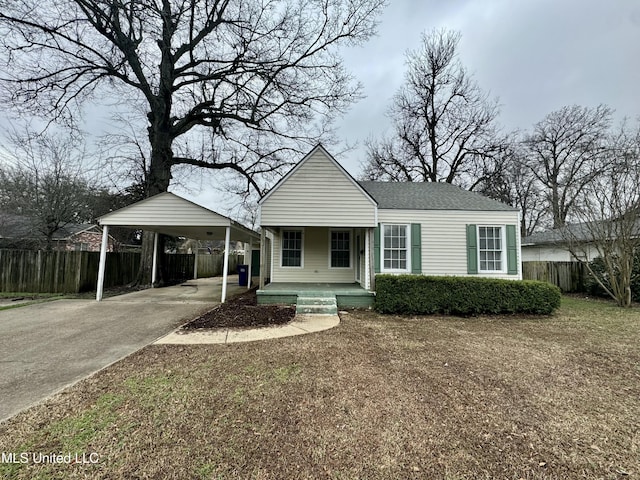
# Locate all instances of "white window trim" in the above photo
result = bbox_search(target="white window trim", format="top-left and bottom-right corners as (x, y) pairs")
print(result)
(328, 228), (353, 270)
(380, 223), (411, 274)
(477, 225), (506, 274)
(280, 228), (304, 268)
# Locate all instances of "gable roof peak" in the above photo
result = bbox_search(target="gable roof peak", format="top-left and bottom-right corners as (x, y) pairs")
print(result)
(259, 144), (377, 206)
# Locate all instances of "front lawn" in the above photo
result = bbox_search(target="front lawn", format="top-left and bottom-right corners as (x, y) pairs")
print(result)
(1, 296), (638, 479)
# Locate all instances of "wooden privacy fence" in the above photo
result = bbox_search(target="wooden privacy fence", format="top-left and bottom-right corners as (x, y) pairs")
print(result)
(0, 249), (242, 294)
(197, 253), (241, 278)
(522, 261), (587, 292)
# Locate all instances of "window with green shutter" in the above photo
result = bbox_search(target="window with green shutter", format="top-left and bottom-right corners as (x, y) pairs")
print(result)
(381, 224), (410, 273)
(467, 224), (518, 275)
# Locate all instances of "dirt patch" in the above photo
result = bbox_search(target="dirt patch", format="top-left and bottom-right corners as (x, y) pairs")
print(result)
(181, 288), (295, 330)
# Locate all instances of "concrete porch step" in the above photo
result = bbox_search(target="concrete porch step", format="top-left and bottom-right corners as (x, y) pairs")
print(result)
(296, 295), (338, 315)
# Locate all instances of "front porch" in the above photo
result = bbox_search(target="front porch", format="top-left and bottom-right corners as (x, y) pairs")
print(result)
(257, 282), (375, 309)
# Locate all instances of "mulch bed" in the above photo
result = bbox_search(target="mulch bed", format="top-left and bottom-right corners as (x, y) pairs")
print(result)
(181, 288), (295, 330)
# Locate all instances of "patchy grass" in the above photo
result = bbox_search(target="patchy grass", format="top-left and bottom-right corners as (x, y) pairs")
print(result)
(0, 293), (65, 311)
(0, 292), (64, 299)
(0, 296), (639, 479)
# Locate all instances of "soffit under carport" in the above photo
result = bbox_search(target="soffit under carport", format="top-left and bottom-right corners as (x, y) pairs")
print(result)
(98, 192), (259, 243)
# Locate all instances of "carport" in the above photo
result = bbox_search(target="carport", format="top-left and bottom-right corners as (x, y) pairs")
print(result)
(96, 192), (259, 302)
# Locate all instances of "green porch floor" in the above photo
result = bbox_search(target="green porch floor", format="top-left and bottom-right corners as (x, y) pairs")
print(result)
(257, 283), (375, 309)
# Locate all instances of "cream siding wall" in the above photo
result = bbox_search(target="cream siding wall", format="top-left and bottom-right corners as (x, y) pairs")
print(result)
(377, 209), (522, 280)
(271, 227), (356, 283)
(260, 150), (376, 227)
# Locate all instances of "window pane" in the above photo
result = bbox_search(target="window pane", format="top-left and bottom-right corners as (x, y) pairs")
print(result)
(478, 226), (502, 271)
(282, 231), (302, 267)
(331, 231), (350, 268)
(382, 224), (408, 271)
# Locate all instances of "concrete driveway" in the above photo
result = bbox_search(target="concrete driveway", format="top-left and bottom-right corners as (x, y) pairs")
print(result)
(0, 276), (245, 422)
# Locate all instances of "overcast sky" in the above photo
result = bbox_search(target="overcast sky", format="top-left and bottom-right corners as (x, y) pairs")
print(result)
(328, 0), (640, 177)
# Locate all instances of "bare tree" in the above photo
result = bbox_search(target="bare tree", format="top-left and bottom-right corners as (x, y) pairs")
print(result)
(524, 104), (613, 228)
(361, 29), (504, 189)
(477, 139), (547, 237)
(562, 121), (640, 307)
(0, 129), (96, 250)
(0, 0), (385, 282)
(0, 0), (385, 195)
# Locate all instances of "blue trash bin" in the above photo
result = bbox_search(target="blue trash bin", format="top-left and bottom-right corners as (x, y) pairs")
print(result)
(237, 264), (248, 286)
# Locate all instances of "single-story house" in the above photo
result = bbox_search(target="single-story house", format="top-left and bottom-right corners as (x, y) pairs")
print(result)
(522, 219), (640, 262)
(257, 145), (522, 310)
(0, 213), (115, 251)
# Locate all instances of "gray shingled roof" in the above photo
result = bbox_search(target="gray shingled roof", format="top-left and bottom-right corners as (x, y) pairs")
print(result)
(357, 181), (517, 211)
(521, 225), (588, 245)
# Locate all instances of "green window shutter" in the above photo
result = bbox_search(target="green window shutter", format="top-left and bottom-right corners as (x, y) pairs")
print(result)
(506, 224), (518, 275)
(466, 224), (478, 274)
(411, 223), (422, 274)
(373, 224), (381, 273)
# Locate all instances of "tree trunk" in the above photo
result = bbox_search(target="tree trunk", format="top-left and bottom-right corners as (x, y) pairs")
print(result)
(133, 109), (174, 286)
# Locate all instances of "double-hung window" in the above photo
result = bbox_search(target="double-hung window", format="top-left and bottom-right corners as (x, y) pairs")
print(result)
(382, 224), (410, 272)
(281, 230), (303, 267)
(478, 226), (504, 272)
(330, 230), (351, 268)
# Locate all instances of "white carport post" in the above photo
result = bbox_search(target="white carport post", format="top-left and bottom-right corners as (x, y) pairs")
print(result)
(246, 240), (252, 289)
(96, 225), (109, 301)
(221, 226), (231, 303)
(193, 240), (199, 279)
(151, 232), (159, 286)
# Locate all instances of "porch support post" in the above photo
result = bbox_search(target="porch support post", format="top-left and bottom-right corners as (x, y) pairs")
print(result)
(96, 225), (109, 301)
(367, 227), (375, 291)
(259, 228), (266, 289)
(193, 240), (199, 279)
(221, 226), (231, 303)
(151, 232), (159, 286)
(246, 240), (252, 289)
(364, 227), (371, 291)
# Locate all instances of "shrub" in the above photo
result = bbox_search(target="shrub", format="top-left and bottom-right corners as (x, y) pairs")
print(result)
(375, 275), (561, 315)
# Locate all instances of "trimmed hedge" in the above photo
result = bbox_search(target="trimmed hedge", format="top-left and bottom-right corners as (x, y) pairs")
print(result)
(375, 275), (561, 315)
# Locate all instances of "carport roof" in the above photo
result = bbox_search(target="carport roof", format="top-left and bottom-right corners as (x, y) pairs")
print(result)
(98, 192), (259, 243)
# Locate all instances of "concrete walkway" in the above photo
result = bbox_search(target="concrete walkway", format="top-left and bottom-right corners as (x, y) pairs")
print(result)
(155, 314), (340, 345)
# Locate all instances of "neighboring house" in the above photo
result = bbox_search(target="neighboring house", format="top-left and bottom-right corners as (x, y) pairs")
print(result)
(521, 220), (640, 262)
(521, 228), (585, 262)
(0, 213), (114, 251)
(257, 145), (521, 306)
